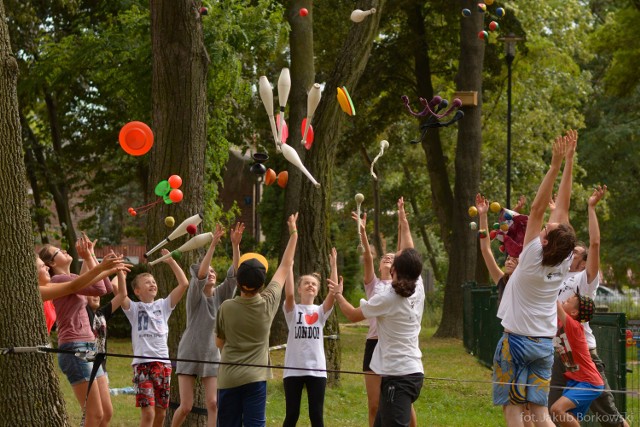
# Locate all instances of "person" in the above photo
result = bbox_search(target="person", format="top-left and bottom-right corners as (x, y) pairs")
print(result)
(549, 186), (629, 427)
(330, 198), (424, 427)
(171, 223), (244, 427)
(493, 131), (578, 426)
(85, 267), (128, 425)
(36, 251), (127, 335)
(475, 193), (520, 304)
(39, 234), (118, 427)
(351, 202), (418, 427)
(281, 247), (336, 427)
(215, 213), (299, 427)
(121, 248), (189, 427)
(550, 295), (603, 425)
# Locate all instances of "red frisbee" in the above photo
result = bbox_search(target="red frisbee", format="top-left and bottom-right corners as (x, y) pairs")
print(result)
(119, 121), (154, 156)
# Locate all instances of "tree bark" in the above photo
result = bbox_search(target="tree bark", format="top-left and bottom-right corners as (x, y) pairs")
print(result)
(283, 0), (386, 385)
(0, 0), (69, 423)
(150, 1), (209, 425)
(21, 113), (49, 245)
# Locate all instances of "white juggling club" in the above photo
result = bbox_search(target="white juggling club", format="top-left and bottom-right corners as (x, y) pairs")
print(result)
(149, 232), (213, 266)
(302, 83), (322, 146)
(370, 140), (389, 181)
(259, 76), (279, 146)
(144, 213), (203, 258)
(280, 143), (321, 188)
(355, 193), (365, 252)
(350, 8), (376, 23)
(276, 68), (291, 147)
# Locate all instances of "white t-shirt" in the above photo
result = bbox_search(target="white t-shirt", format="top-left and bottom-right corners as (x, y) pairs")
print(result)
(360, 276), (425, 376)
(123, 298), (174, 365)
(283, 303), (333, 378)
(363, 276), (392, 339)
(498, 238), (571, 337)
(558, 270), (599, 349)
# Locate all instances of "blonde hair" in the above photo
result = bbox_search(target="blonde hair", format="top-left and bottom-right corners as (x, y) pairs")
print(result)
(297, 273), (321, 288)
(132, 273), (153, 290)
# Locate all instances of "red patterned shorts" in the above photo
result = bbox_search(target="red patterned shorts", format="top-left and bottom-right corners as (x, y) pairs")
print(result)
(133, 362), (172, 408)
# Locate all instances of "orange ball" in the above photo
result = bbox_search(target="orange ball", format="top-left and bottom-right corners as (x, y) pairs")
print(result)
(169, 189), (183, 203)
(277, 171), (289, 188)
(265, 168), (276, 186)
(168, 175), (182, 189)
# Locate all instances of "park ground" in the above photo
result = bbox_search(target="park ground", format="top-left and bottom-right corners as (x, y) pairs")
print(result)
(58, 325), (504, 426)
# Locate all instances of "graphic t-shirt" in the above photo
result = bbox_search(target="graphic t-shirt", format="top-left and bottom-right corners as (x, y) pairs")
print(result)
(283, 303), (333, 378)
(123, 298), (174, 365)
(554, 315), (603, 386)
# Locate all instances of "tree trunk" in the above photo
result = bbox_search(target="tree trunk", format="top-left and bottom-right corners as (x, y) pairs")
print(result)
(433, 0), (485, 338)
(150, 1), (209, 425)
(283, 0), (387, 386)
(0, 1), (69, 423)
(21, 113), (49, 245)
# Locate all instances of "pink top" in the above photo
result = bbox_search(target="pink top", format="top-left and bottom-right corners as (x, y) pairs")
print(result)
(52, 273), (112, 345)
(364, 276), (391, 340)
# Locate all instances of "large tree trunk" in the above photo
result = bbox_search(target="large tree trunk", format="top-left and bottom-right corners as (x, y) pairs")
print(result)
(283, 0), (386, 385)
(0, 1), (68, 424)
(150, 1), (209, 425)
(433, 0), (484, 338)
(21, 113), (49, 245)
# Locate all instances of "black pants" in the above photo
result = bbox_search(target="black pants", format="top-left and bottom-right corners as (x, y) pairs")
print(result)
(374, 374), (424, 427)
(282, 376), (326, 427)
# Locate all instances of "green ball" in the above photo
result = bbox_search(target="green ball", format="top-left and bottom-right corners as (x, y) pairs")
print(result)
(171, 250), (182, 260)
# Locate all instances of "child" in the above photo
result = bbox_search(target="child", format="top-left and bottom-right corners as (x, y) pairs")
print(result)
(216, 213), (298, 426)
(281, 247), (336, 427)
(171, 223), (244, 427)
(122, 248), (189, 427)
(550, 294), (603, 426)
(85, 267), (128, 424)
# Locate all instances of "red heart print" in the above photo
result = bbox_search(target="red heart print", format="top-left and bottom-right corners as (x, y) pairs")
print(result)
(305, 313), (319, 325)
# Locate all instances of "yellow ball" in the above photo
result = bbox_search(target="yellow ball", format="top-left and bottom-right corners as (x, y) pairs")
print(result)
(485, 0), (494, 5)
(165, 216), (175, 227)
(468, 206), (478, 217)
(500, 223), (509, 232)
(490, 202), (501, 213)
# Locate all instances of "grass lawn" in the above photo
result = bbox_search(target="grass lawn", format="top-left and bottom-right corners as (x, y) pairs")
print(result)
(59, 325), (503, 426)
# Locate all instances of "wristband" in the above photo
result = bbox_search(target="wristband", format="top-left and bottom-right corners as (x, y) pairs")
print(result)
(290, 229), (298, 235)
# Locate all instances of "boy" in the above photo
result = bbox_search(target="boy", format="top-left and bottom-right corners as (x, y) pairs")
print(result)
(215, 213), (298, 427)
(122, 248), (189, 427)
(551, 293), (604, 426)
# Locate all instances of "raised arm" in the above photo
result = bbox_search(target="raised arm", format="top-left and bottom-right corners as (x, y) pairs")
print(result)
(523, 137), (567, 246)
(109, 268), (129, 312)
(271, 213), (299, 286)
(284, 264), (295, 313)
(549, 130), (577, 224)
(586, 185), (606, 284)
(198, 224), (225, 280)
(328, 277), (365, 322)
(230, 222), (245, 274)
(352, 212), (374, 284)
(476, 194), (504, 284)
(514, 195), (527, 214)
(556, 299), (567, 324)
(323, 247), (338, 313)
(39, 253), (128, 301)
(165, 248), (190, 308)
(397, 197), (414, 250)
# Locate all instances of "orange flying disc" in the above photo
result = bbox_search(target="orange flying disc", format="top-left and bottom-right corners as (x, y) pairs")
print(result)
(337, 86), (356, 116)
(119, 121), (154, 156)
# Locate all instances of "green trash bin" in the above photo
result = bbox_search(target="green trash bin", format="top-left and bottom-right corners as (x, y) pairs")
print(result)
(462, 282), (478, 353)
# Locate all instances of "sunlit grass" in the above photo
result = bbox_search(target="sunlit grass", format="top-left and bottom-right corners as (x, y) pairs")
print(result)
(59, 325), (503, 426)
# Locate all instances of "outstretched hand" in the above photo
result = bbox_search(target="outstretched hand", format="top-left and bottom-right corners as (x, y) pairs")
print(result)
(287, 213), (299, 234)
(564, 129), (578, 160)
(230, 222), (245, 246)
(588, 185), (607, 208)
(475, 193), (489, 215)
(514, 195), (526, 213)
(398, 197), (408, 223)
(212, 223), (225, 247)
(351, 211), (366, 233)
(551, 135), (568, 168)
(327, 277), (344, 295)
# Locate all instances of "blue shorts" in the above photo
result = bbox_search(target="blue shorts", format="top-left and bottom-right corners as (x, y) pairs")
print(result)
(58, 342), (105, 386)
(563, 380), (604, 420)
(493, 332), (554, 406)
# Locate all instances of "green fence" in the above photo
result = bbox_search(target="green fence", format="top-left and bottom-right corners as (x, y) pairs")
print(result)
(462, 282), (629, 423)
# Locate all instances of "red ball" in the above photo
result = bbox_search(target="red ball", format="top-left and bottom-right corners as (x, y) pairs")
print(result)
(489, 21), (499, 31)
(168, 175), (182, 189)
(299, 8), (308, 17)
(199, 7), (208, 15)
(478, 30), (489, 40)
(186, 224), (197, 235)
(169, 189), (183, 203)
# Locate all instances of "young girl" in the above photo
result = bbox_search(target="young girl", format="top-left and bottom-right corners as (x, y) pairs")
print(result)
(282, 248), (337, 427)
(39, 234), (115, 427)
(171, 223), (244, 427)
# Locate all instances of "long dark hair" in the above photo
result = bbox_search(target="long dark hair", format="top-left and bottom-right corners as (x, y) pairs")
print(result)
(542, 223), (576, 267)
(391, 248), (423, 298)
(38, 244), (60, 278)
